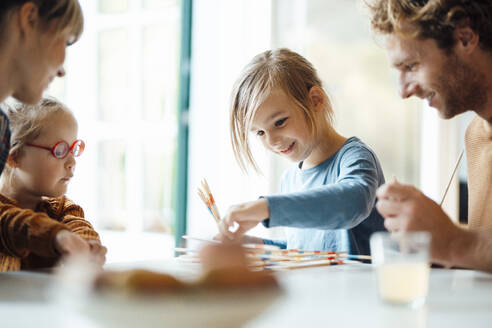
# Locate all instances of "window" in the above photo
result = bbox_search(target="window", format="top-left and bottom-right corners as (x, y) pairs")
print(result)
(272, 0), (422, 186)
(187, 0), (428, 241)
(186, 0), (277, 240)
(47, 0), (185, 262)
(272, 0), (462, 221)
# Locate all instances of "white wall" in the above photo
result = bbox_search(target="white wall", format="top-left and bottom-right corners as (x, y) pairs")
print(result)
(186, 0), (278, 241)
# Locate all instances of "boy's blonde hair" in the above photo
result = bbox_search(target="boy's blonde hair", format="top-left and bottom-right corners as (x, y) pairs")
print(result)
(1, 97), (75, 180)
(0, 0), (84, 44)
(230, 48), (335, 173)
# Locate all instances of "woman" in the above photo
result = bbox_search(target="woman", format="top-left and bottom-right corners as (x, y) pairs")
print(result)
(0, 0), (83, 173)
(0, 1), (95, 263)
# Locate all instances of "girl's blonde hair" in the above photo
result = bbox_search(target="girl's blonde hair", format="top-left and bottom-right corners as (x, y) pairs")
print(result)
(0, 0), (84, 44)
(230, 48), (335, 173)
(1, 97), (75, 181)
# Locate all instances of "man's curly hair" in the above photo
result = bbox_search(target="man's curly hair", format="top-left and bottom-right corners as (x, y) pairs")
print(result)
(367, 0), (492, 52)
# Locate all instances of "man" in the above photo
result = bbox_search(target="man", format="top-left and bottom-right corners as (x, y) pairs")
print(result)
(367, 0), (492, 272)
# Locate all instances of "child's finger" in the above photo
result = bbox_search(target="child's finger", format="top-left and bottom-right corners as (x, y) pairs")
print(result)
(218, 218), (234, 240)
(213, 233), (227, 242)
(55, 230), (91, 256)
(95, 245), (108, 257)
(90, 253), (106, 266)
(232, 226), (250, 239)
(88, 241), (107, 255)
(223, 212), (236, 226)
(87, 244), (106, 264)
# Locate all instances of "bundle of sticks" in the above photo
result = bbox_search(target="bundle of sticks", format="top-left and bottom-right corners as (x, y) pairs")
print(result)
(177, 236), (371, 271)
(197, 178), (221, 227)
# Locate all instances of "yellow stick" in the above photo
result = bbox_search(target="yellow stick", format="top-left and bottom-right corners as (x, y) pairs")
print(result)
(440, 149), (464, 207)
(197, 182), (220, 226)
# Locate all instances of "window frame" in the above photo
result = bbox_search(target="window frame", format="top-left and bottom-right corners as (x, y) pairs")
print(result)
(174, 0), (193, 245)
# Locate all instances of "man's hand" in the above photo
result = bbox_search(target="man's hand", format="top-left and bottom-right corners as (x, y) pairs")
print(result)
(376, 181), (460, 264)
(218, 198), (270, 241)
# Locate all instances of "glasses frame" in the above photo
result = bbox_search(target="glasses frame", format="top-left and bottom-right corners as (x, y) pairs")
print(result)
(25, 140), (85, 159)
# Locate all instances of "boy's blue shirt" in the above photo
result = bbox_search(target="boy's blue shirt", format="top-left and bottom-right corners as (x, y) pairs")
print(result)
(262, 136), (386, 255)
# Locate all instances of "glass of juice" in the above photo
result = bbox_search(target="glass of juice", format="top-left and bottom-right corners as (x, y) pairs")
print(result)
(370, 232), (431, 308)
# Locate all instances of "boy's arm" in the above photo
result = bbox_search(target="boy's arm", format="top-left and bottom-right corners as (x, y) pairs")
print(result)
(0, 203), (67, 258)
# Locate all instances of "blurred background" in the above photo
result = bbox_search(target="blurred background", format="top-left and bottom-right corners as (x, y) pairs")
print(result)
(47, 0), (471, 263)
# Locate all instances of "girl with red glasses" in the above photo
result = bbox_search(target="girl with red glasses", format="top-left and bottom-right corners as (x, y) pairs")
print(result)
(0, 98), (106, 271)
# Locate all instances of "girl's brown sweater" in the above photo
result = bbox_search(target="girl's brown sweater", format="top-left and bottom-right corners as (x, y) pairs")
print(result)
(0, 194), (100, 271)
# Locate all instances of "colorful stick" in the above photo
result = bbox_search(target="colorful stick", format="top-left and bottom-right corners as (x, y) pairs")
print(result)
(197, 178), (222, 229)
(182, 235), (221, 244)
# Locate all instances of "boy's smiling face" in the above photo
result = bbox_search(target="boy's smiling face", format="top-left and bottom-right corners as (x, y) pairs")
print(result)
(15, 112), (79, 198)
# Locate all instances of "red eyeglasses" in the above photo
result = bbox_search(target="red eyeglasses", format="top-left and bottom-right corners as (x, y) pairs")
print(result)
(25, 140), (85, 159)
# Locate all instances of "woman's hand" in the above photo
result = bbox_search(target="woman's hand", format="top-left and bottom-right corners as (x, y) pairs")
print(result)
(218, 198), (270, 241)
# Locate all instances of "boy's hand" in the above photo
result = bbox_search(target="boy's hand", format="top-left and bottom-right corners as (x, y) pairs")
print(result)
(218, 198), (270, 240)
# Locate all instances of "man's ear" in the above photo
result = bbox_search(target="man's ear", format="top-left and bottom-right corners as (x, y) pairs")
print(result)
(308, 86), (325, 112)
(454, 26), (479, 55)
(16, 2), (40, 39)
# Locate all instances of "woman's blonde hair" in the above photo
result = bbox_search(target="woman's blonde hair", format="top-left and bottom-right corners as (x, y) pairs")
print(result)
(230, 48), (335, 173)
(1, 97), (75, 181)
(0, 0), (84, 44)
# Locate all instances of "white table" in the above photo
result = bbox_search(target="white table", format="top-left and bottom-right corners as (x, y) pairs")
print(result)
(247, 264), (492, 328)
(0, 260), (491, 327)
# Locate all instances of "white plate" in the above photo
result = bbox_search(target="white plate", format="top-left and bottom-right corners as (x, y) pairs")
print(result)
(82, 287), (282, 328)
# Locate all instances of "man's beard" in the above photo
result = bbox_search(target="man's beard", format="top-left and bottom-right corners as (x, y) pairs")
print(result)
(437, 54), (487, 119)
